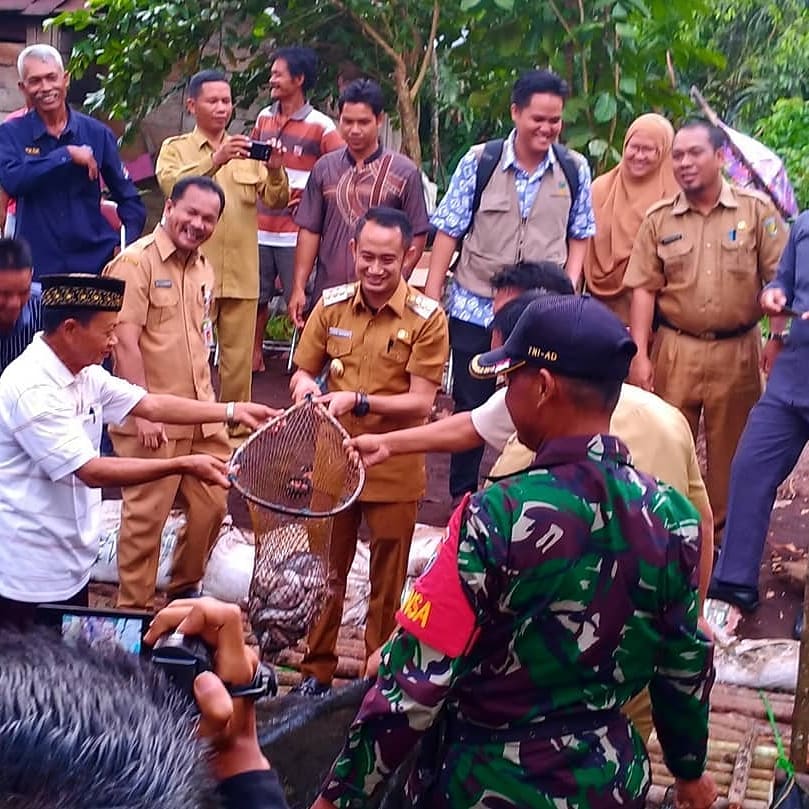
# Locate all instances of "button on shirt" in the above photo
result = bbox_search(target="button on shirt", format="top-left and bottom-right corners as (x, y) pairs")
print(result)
(156, 128), (289, 299)
(103, 225), (221, 439)
(293, 279), (449, 501)
(0, 107), (147, 279)
(623, 181), (787, 334)
(0, 282), (41, 374)
(0, 334), (145, 601)
(432, 130), (595, 327)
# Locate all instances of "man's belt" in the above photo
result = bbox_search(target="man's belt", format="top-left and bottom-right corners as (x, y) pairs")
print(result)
(445, 708), (622, 745)
(657, 315), (758, 341)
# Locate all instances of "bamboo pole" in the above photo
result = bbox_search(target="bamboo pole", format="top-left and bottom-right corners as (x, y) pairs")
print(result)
(791, 557), (809, 771)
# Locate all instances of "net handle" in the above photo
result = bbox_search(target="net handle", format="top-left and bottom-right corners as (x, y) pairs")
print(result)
(228, 399), (366, 517)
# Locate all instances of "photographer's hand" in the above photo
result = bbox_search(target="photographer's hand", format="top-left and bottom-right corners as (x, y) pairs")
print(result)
(146, 597), (270, 781)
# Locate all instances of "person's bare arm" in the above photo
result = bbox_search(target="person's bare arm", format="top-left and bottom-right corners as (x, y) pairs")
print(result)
(628, 288), (657, 390)
(75, 453), (229, 489)
(403, 234), (427, 279)
(565, 237), (589, 289)
(113, 321), (166, 449)
(423, 231), (457, 301)
(131, 395), (277, 429)
(347, 412), (483, 467)
(288, 228), (321, 327)
(696, 507), (714, 606)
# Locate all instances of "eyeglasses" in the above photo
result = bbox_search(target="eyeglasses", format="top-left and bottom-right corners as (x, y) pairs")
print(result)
(624, 144), (659, 158)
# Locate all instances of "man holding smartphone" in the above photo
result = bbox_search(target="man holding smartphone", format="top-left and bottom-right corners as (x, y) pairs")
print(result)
(157, 69), (289, 420)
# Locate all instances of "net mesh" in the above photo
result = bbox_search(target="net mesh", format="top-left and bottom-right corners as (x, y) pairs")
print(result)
(229, 398), (365, 655)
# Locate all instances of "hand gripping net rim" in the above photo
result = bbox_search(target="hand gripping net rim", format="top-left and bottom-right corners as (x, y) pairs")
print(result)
(228, 398), (365, 517)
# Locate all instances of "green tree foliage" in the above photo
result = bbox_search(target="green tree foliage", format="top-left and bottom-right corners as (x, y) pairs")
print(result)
(51, 0), (712, 175)
(439, 0), (712, 172)
(681, 0), (809, 129)
(754, 99), (809, 210)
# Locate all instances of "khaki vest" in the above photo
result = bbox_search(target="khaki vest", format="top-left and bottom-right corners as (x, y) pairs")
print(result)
(454, 150), (574, 298)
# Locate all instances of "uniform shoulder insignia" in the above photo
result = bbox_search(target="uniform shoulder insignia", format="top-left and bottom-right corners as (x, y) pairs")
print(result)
(322, 282), (358, 306)
(736, 186), (774, 207)
(645, 195), (677, 216)
(117, 234), (153, 264)
(406, 291), (440, 319)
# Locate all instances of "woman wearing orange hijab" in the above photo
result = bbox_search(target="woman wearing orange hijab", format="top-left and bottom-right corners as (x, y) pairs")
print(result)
(584, 113), (679, 323)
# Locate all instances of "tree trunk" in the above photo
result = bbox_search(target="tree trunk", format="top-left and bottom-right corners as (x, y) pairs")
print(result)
(394, 63), (422, 165)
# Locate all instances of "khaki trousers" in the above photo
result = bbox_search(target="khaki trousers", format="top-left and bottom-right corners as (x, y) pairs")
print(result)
(652, 326), (762, 541)
(301, 499), (418, 685)
(112, 426), (230, 608)
(212, 297), (258, 406)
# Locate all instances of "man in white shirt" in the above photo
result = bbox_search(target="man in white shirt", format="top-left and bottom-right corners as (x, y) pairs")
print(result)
(0, 273), (276, 627)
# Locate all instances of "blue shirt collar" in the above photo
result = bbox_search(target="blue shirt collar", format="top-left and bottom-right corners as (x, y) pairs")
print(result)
(29, 105), (75, 141)
(501, 129), (556, 175)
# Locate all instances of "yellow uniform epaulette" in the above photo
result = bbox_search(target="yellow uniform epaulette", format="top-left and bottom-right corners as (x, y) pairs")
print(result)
(406, 290), (440, 319)
(116, 233), (154, 265)
(322, 282), (358, 306)
(733, 186), (774, 206)
(645, 195), (679, 217)
(161, 134), (189, 145)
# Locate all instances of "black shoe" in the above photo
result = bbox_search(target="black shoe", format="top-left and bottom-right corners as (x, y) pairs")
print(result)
(706, 581), (760, 612)
(795, 610), (804, 641)
(291, 676), (330, 697)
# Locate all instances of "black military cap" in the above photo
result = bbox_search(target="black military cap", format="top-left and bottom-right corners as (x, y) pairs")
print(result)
(41, 273), (125, 311)
(470, 295), (637, 382)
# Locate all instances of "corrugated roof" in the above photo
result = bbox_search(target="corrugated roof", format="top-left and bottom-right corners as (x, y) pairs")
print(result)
(0, 0), (85, 14)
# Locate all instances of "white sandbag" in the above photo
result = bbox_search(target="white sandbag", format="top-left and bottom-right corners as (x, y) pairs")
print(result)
(343, 541), (370, 627)
(92, 500), (183, 589)
(407, 523), (444, 578)
(203, 519), (256, 604)
(714, 637), (798, 692)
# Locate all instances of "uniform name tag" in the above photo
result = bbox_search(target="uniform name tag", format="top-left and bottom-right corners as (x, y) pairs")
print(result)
(154, 279), (173, 288)
(328, 327), (352, 338)
(660, 233), (683, 245)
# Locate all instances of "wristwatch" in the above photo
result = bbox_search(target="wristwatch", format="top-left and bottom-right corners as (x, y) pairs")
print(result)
(352, 392), (370, 417)
(225, 401), (237, 425)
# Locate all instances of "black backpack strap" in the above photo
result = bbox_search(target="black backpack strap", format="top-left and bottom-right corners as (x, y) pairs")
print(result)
(551, 142), (581, 206)
(449, 138), (504, 272)
(469, 138), (505, 231)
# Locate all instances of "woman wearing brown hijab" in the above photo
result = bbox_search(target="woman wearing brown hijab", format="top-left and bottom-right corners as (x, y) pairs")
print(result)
(584, 113), (679, 323)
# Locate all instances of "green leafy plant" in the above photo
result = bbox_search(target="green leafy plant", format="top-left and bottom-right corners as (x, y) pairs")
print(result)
(754, 98), (809, 211)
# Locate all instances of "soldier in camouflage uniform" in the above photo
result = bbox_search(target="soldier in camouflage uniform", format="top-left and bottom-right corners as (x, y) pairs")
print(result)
(311, 295), (716, 809)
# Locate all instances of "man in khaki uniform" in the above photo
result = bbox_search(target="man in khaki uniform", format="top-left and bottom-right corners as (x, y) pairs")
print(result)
(289, 206), (448, 696)
(104, 175), (235, 608)
(624, 120), (787, 543)
(156, 70), (288, 417)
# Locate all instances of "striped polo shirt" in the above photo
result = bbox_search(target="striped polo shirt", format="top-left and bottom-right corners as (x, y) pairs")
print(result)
(251, 102), (344, 247)
(0, 282), (41, 376)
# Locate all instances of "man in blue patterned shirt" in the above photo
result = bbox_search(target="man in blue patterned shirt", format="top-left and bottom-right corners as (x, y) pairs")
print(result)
(0, 237), (40, 375)
(423, 70), (595, 501)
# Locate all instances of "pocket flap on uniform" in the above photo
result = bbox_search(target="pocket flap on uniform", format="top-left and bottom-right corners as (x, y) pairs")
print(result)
(326, 335), (352, 357)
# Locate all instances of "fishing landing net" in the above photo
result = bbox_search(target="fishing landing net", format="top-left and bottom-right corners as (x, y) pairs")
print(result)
(229, 398), (365, 656)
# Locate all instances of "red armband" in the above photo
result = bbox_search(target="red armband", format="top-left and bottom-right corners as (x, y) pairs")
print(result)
(396, 493), (478, 656)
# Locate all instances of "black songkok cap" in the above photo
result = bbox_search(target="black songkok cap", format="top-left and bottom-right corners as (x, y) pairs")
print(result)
(41, 273), (125, 312)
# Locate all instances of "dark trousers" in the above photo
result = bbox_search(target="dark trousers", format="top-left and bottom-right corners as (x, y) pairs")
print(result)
(0, 584), (89, 631)
(448, 317), (496, 498)
(714, 390), (809, 591)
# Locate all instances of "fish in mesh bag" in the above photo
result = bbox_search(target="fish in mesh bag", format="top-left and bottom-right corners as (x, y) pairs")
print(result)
(229, 397), (365, 655)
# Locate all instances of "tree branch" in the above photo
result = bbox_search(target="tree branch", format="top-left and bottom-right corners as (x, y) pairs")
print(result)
(546, 0), (574, 38)
(330, 0), (404, 69)
(410, 0), (439, 101)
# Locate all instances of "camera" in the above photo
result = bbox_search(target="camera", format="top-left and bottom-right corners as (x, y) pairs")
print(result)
(247, 140), (272, 161)
(35, 605), (276, 702)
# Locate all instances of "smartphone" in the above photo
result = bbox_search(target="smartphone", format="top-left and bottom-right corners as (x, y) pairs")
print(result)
(36, 604), (153, 657)
(247, 140), (272, 161)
